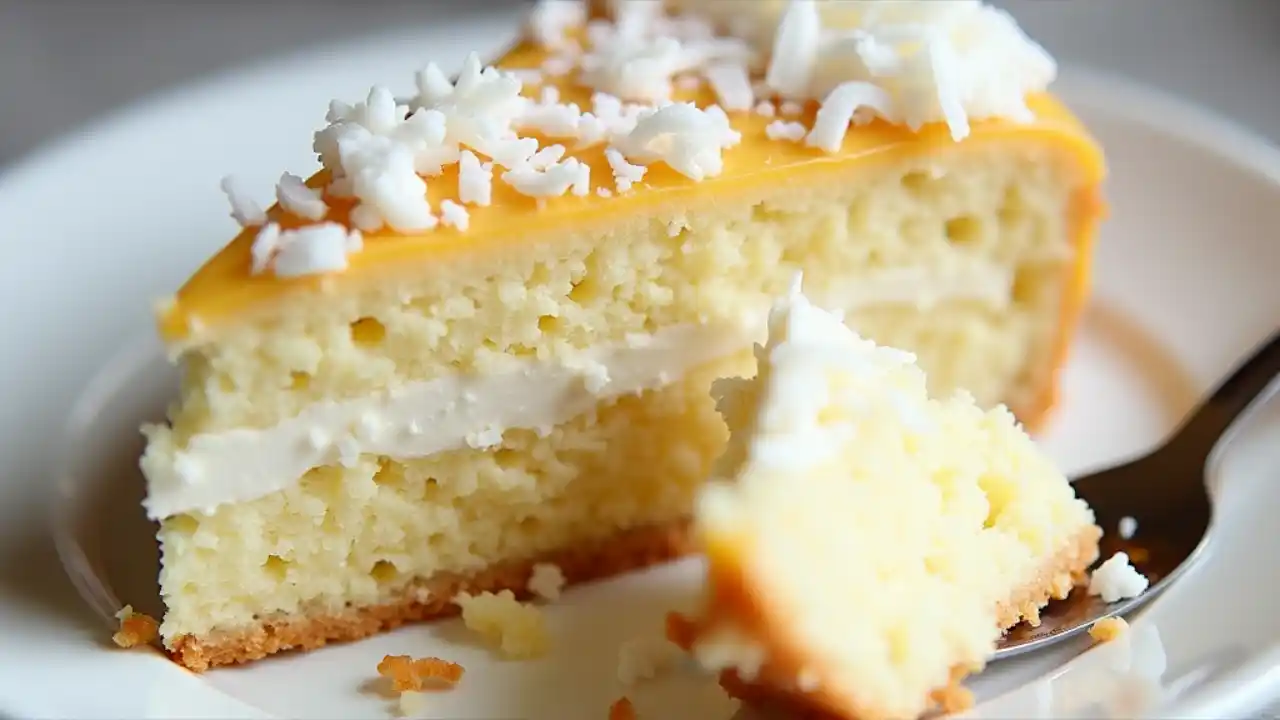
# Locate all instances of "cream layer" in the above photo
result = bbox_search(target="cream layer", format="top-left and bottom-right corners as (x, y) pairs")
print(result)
(142, 260), (1014, 519)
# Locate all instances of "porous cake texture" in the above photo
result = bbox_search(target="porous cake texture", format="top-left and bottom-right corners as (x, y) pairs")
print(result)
(686, 279), (1101, 720)
(139, 0), (1105, 670)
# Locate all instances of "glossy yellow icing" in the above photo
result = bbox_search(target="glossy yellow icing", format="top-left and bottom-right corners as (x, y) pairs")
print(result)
(158, 41), (1105, 342)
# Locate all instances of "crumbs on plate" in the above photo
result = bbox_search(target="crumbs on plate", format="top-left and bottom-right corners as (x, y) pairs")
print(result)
(112, 605), (159, 649)
(376, 654), (465, 692)
(1089, 616), (1129, 644)
(609, 696), (637, 720)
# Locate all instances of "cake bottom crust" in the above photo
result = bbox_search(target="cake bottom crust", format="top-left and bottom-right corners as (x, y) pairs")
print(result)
(168, 519), (696, 672)
(707, 523), (1103, 720)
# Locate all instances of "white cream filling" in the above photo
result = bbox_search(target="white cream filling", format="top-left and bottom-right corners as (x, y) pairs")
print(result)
(143, 260), (1014, 519)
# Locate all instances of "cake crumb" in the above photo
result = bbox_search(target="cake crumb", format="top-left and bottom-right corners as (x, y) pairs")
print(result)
(664, 611), (698, 651)
(617, 636), (685, 685)
(376, 654), (465, 692)
(1089, 616), (1129, 644)
(930, 682), (975, 714)
(397, 691), (429, 717)
(454, 590), (549, 659)
(528, 562), (566, 601)
(608, 696), (637, 720)
(112, 605), (159, 649)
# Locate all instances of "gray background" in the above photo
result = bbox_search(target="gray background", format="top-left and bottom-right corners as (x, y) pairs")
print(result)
(2, 0), (1280, 170)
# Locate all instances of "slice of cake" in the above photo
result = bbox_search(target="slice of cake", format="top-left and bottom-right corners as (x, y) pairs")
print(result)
(139, 0), (1105, 670)
(682, 278), (1101, 720)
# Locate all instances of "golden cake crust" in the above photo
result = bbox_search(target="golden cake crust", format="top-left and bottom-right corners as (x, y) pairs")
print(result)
(696, 523), (1102, 720)
(168, 519), (696, 671)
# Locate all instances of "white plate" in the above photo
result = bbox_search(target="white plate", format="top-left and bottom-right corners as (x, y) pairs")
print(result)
(3, 11), (1280, 720)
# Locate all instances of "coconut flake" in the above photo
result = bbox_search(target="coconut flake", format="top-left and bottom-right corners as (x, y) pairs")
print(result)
(313, 85), (450, 232)
(502, 157), (590, 198)
(276, 172), (328, 221)
(764, 0), (820, 100)
(250, 222), (281, 274)
(614, 103), (741, 181)
(541, 55), (578, 77)
(578, 92), (648, 147)
(763, 0), (1056, 142)
(507, 68), (545, 87)
(1088, 552), (1150, 603)
(702, 62), (755, 112)
(806, 81), (893, 152)
(604, 147), (647, 192)
(578, 8), (751, 105)
(439, 199), (471, 231)
(220, 175), (266, 227)
(349, 204), (383, 233)
(517, 99), (587, 139)
(529, 144), (567, 170)
(765, 120), (807, 142)
(458, 150), (494, 207)
(253, 222), (363, 278)
(528, 0), (586, 50)
(338, 131), (438, 232)
(675, 74), (702, 92)
(417, 54), (530, 146)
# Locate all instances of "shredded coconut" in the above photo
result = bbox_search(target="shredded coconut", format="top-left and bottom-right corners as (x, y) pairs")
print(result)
(251, 222), (363, 278)
(438, 200), (470, 231)
(527, 562), (566, 601)
(411, 54), (530, 162)
(614, 103), (741, 181)
(541, 55), (578, 77)
(313, 85), (444, 232)
(576, 92), (648, 148)
(275, 172), (327, 221)
(765, 120), (807, 142)
(529, 144), (568, 170)
(675, 74), (702, 91)
(517, 97), (588, 139)
(528, 0), (586, 50)
(220, 175), (266, 227)
(502, 157), (591, 198)
(507, 68), (545, 86)
(578, 7), (751, 105)
(805, 81), (893, 152)
(249, 223), (281, 274)
(457, 151), (493, 207)
(770, 0), (1056, 142)
(617, 637), (685, 686)
(1088, 552), (1150, 603)
(702, 62), (755, 112)
(753, 100), (777, 117)
(604, 147), (647, 192)
(764, 0), (821, 101)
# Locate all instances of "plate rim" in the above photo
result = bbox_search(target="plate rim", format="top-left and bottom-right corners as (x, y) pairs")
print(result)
(4, 21), (1280, 720)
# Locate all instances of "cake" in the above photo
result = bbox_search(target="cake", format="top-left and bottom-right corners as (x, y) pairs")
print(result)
(139, 0), (1105, 670)
(683, 278), (1101, 720)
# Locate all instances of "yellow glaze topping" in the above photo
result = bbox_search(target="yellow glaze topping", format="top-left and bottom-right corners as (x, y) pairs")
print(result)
(159, 41), (1105, 342)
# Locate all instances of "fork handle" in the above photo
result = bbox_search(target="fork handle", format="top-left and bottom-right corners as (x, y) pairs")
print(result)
(1166, 327), (1280, 462)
